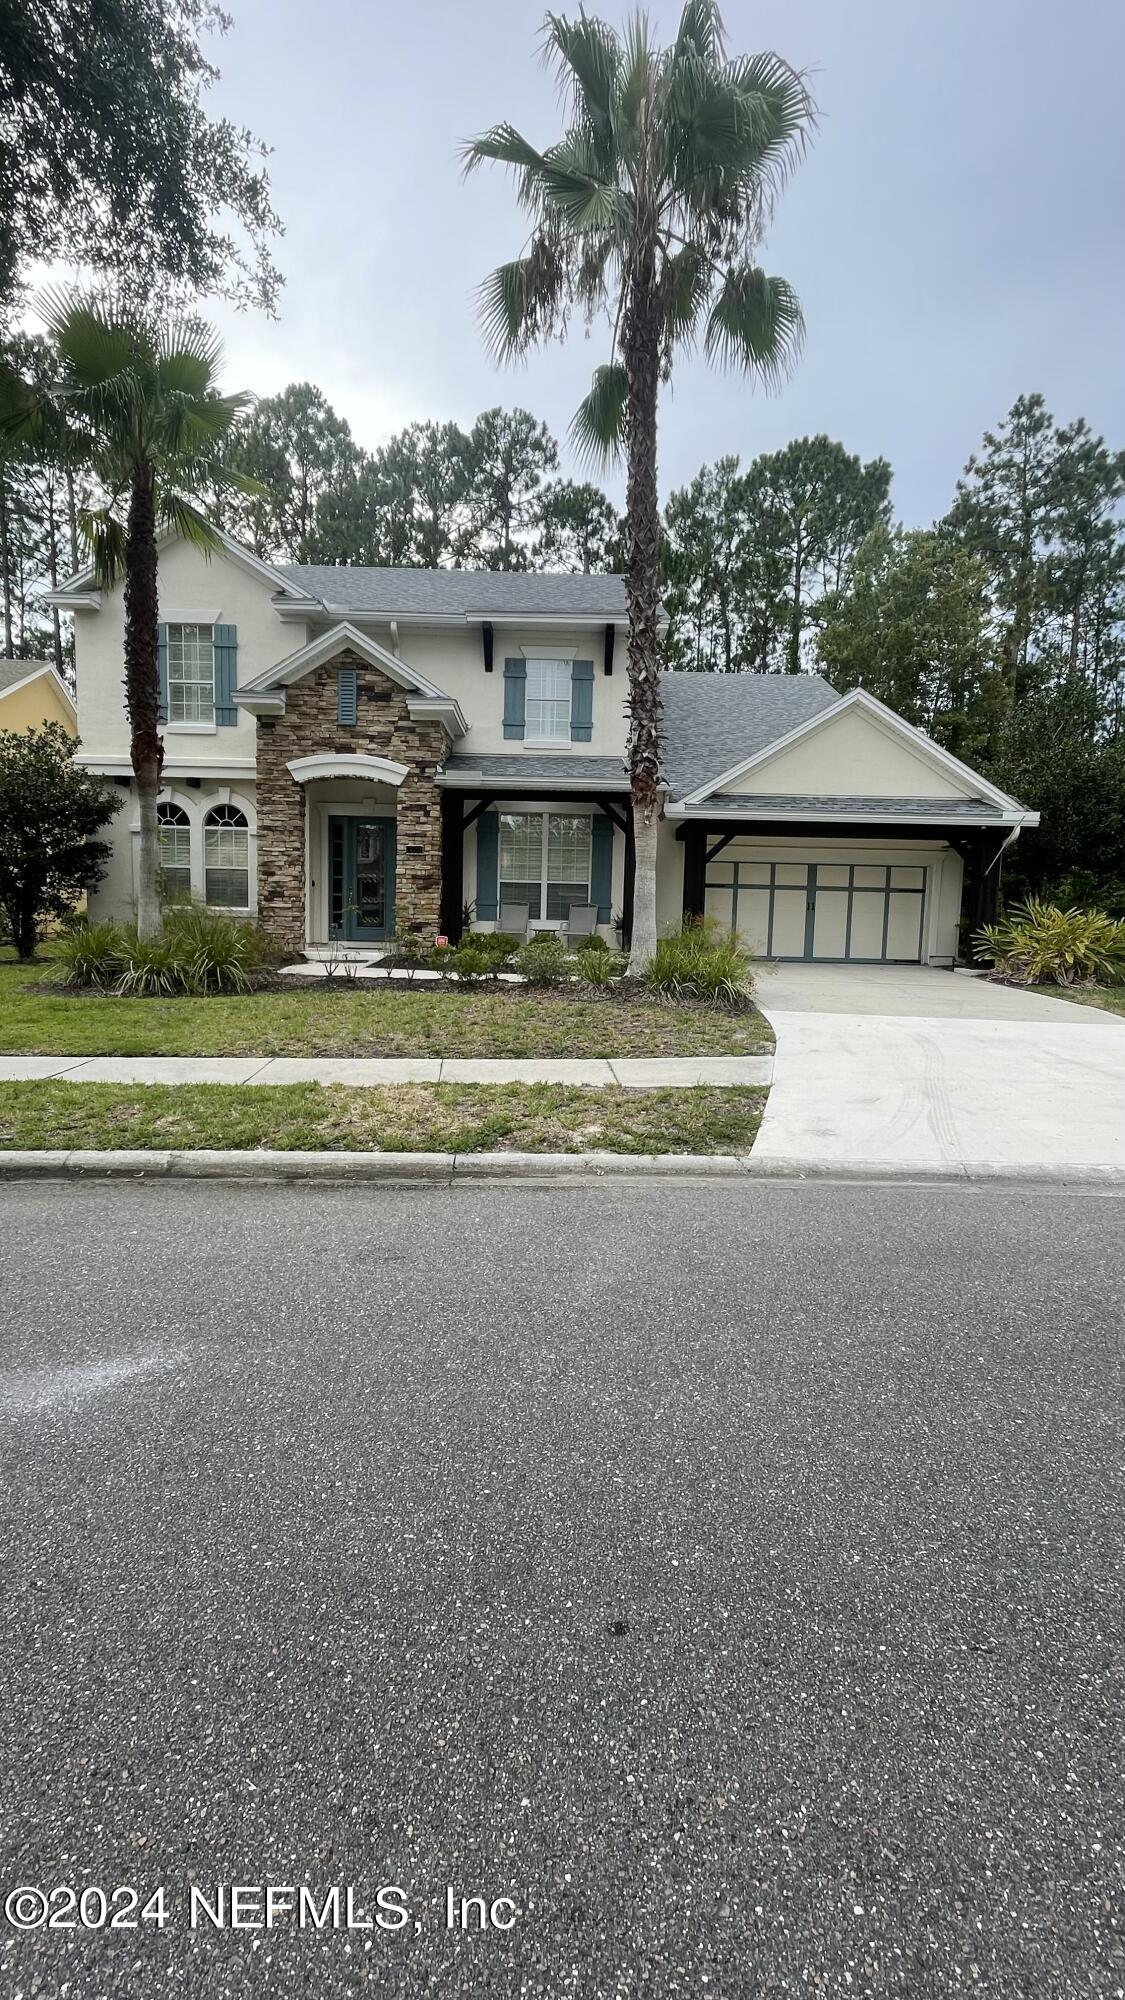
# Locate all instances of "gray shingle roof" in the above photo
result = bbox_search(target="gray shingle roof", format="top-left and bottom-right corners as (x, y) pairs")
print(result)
(442, 754), (627, 790)
(278, 565), (628, 620)
(659, 670), (839, 799)
(699, 793), (1010, 819)
(0, 659), (51, 695)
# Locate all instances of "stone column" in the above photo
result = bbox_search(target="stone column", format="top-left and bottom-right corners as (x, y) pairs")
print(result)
(255, 722), (307, 955)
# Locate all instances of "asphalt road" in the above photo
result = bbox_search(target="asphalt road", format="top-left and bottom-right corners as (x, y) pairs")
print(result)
(0, 1178), (1122, 1999)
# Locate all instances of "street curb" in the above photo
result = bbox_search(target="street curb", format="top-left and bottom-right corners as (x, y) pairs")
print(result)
(0, 1148), (753, 1186)
(0, 1149), (1123, 1188)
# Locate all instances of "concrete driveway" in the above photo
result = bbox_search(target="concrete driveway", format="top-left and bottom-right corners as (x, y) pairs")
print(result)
(752, 962), (1125, 1180)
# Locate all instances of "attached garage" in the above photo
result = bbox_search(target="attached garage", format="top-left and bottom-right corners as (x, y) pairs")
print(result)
(705, 853), (929, 963)
(662, 683), (1037, 969)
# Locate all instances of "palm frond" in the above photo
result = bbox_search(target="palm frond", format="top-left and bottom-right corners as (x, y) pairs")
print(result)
(659, 243), (711, 349)
(704, 264), (804, 384)
(478, 241), (568, 361)
(157, 491), (222, 554)
(461, 123), (549, 180)
(543, 12), (621, 170)
(673, 0), (726, 65)
(569, 361), (628, 471)
(615, 12), (655, 157)
(538, 137), (627, 234)
(724, 53), (816, 183)
(79, 508), (127, 589)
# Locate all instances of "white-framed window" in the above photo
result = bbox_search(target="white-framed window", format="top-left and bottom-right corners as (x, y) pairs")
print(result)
(498, 811), (592, 922)
(168, 623), (215, 723)
(524, 658), (572, 744)
(204, 803), (250, 907)
(157, 802), (192, 902)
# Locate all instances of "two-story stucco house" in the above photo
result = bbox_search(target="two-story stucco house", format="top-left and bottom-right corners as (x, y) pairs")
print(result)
(47, 529), (1037, 964)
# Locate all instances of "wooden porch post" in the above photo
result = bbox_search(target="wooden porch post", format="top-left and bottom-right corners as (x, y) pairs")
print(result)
(439, 791), (464, 942)
(682, 822), (706, 921)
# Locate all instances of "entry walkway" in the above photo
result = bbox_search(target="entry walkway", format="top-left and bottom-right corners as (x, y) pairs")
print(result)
(0, 1054), (773, 1089)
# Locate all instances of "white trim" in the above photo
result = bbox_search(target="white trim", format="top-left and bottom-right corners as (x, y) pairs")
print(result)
(679, 687), (1027, 814)
(665, 802), (1038, 828)
(0, 661), (78, 725)
(162, 607), (221, 625)
(127, 782), (259, 915)
(436, 769), (629, 793)
(287, 752), (411, 788)
(48, 526), (306, 605)
(164, 723), (218, 736)
(78, 754), (256, 779)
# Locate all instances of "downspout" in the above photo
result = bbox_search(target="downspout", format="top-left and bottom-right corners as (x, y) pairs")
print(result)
(389, 619), (401, 660)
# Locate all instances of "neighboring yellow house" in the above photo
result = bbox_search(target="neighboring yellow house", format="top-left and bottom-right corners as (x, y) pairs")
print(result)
(0, 660), (78, 736)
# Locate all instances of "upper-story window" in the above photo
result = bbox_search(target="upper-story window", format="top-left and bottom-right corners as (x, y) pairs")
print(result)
(168, 623), (215, 723)
(157, 803), (192, 902)
(524, 659), (572, 744)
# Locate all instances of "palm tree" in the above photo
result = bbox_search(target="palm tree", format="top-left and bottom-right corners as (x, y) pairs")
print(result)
(464, 1), (814, 970)
(0, 293), (253, 936)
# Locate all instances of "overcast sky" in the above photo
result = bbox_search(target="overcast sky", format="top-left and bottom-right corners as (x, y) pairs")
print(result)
(200, 0), (1125, 526)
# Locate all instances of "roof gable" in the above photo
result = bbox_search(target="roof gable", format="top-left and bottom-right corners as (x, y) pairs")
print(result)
(0, 660), (77, 724)
(659, 671), (840, 800)
(238, 621), (448, 698)
(682, 688), (1023, 813)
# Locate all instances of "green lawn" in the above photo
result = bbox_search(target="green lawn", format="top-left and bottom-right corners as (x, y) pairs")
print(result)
(1038, 984), (1125, 1018)
(0, 1081), (766, 1155)
(0, 951), (771, 1059)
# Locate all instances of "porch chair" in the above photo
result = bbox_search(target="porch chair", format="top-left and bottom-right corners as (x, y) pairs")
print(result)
(497, 901), (530, 945)
(565, 904), (599, 948)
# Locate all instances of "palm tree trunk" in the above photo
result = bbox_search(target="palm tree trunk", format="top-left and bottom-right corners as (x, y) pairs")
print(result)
(622, 247), (663, 976)
(0, 470), (14, 659)
(123, 460), (163, 939)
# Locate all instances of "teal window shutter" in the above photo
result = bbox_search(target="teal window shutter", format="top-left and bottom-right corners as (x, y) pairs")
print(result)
(570, 658), (594, 741)
(475, 812), (499, 920)
(156, 624), (169, 724)
(502, 658), (526, 740)
(337, 666), (358, 726)
(213, 624), (238, 725)
(590, 814), (613, 922)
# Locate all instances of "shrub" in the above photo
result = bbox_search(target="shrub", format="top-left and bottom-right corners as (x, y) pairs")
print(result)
(576, 931), (609, 956)
(161, 906), (263, 993)
(446, 941), (492, 983)
(578, 944), (627, 989)
(56, 918), (125, 989)
(0, 722), (116, 958)
(514, 932), (573, 985)
(456, 929), (520, 977)
(643, 919), (755, 1008)
(112, 926), (186, 997)
(974, 900), (1125, 987)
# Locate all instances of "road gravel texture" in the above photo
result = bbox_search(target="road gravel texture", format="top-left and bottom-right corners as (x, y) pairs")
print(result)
(0, 1178), (1122, 1997)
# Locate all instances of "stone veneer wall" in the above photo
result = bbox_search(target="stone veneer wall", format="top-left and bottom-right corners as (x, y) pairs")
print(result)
(255, 648), (452, 953)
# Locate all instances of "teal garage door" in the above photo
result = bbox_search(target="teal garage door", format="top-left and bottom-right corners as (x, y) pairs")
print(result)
(705, 858), (927, 962)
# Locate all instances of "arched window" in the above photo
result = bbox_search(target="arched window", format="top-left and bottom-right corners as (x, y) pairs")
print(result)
(157, 803), (192, 903)
(204, 803), (249, 908)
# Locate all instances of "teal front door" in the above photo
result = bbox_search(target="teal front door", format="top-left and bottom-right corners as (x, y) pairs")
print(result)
(328, 816), (396, 940)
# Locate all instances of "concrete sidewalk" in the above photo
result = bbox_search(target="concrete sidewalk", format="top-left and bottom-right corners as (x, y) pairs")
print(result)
(0, 1053), (773, 1090)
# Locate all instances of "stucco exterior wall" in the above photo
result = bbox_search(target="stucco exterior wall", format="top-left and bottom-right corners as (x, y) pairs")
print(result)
(72, 539), (289, 769)
(0, 670), (76, 737)
(725, 707), (973, 801)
